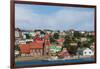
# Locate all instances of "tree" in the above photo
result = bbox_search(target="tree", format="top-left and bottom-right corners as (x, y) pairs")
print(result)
(87, 35), (95, 43)
(25, 34), (31, 39)
(62, 36), (70, 50)
(82, 41), (91, 48)
(15, 45), (20, 51)
(53, 33), (59, 39)
(40, 31), (45, 35)
(68, 46), (77, 55)
(74, 31), (81, 38)
(62, 35), (79, 55)
(50, 37), (55, 44)
(77, 41), (82, 48)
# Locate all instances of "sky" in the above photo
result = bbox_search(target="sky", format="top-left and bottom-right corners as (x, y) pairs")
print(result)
(15, 4), (95, 31)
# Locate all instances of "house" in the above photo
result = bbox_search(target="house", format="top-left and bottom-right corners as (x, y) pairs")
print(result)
(77, 48), (84, 56)
(56, 38), (64, 45)
(35, 31), (41, 35)
(19, 44), (30, 56)
(57, 48), (70, 58)
(29, 35), (44, 56)
(70, 29), (75, 33)
(91, 32), (95, 36)
(22, 34), (26, 39)
(19, 39), (44, 57)
(22, 31), (32, 39)
(15, 50), (20, 57)
(40, 34), (45, 38)
(83, 48), (94, 56)
(70, 43), (77, 46)
(15, 39), (20, 45)
(51, 32), (55, 36)
(56, 44), (62, 48)
(19, 40), (26, 44)
(50, 45), (62, 53)
(33, 34), (41, 41)
(25, 39), (33, 42)
(80, 31), (85, 34)
(46, 30), (51, 34)
(80, 37), (87, 42)
(59, 32), (66, 36)
(29, 32), (36, 37)
(88, 31), (95, 36)
(15, 28), (22, 39)
(29, 42), (43, 56)
(90, 42), (95, 51)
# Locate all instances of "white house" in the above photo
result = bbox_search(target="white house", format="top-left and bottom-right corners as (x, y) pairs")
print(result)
(70, 43), (77, 46)
(36, 31), (41, 35)
(15, 50), (20, 57)
(80, 37), (87, 42)
(15, 39), (20, 45)
(15, 28), (22, 38)
(15, 30), (20, 38)
(60, 32), (66, 36)
(25, 39), (33, 42)
(19, 40), (26, 44)
(83, 48), (94, 56)
(23, 34), (26, 39)
(80, 31), (85, 34)
(22, 32), (29, 39)
(29, 32), (36, 37)
(46, 31), (51, 34)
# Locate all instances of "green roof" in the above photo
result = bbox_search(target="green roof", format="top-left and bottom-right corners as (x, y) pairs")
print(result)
(50, 46), (61, 51)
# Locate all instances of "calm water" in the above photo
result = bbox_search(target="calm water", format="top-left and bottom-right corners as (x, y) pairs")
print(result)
(15, 58), (95, 67)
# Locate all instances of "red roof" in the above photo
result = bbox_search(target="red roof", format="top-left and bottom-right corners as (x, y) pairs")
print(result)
(56, 38), (64, 42)
(19, 41), (44, 54)
(58, 48), (70, 57)
(19, 44), (30, 54)
(44, 34), (49, 39)
(29, 42), (43, 49)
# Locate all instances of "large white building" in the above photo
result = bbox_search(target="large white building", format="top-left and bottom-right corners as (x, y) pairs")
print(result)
(83, 48), (94, 56)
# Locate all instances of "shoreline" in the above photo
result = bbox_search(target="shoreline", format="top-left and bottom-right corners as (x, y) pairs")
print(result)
(15, 55), (94, 62)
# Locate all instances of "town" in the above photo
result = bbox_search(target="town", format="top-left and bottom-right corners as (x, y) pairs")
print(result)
(15, 28), (95, 61)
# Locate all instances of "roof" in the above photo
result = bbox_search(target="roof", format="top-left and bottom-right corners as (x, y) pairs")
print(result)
(44, 34), (49, 39)
(83, 48), (93, 52)
(29, 42), (43, 49)
(35, 38), (44, 43)
(56, 38), (64, 42)
(15, 28), (21, 31)
(19, 41), (44, 54)
(70, 43), (77, 46)
(19, 44), (30, 54)
(56, 44), (62, 47)
(34, 36), (42, 41)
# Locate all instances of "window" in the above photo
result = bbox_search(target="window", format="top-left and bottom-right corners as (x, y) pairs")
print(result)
(84, 52), (87, 54)
(89, 52), (91, 54)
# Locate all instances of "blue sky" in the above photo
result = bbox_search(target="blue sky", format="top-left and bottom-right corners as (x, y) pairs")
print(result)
(15, 4), (95, 31)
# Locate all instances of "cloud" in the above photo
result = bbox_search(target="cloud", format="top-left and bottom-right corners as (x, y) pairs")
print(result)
(15, 4), (94, 31)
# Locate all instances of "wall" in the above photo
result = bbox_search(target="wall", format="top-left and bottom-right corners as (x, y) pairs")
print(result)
(0, 0), (99, 69)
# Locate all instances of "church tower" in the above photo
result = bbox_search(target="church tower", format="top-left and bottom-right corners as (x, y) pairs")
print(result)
(43, 33), (50, 56)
